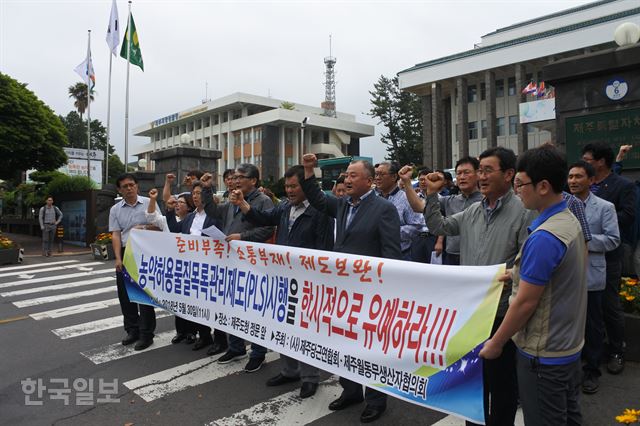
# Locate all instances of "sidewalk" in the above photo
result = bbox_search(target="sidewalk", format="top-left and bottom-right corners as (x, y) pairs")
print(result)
(3, 232), (91, 258)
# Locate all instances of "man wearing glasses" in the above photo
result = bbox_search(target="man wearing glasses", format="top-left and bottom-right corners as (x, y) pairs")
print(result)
(201, 164), (275, 372)
(109, 173), (157, 351)
(400, 147), (535, 426)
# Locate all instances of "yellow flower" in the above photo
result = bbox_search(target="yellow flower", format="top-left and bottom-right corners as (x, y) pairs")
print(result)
(626, 295), (636, 301)
(616, 413), (638, 424)
(627, 279), (638, 287)
(620, 291), (629, 297)
(624, 409), (640, 416)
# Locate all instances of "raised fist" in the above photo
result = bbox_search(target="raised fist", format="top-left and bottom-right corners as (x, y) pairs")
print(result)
(398, 165), (414, 182)
(165, 173), (176, 183)
(148, 188), (158, 199)
(302, 153), (317, 170)
(229, 189), (244, 206)
(200, 173), (213, 188)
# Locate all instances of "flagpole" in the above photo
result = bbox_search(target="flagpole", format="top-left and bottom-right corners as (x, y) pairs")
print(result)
(86, 29), (92, 185)
(106, 51), (113, 184)
(124, 1), (132, 172)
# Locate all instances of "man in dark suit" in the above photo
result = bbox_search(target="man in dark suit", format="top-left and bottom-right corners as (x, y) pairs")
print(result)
(582, 142), (636, 374)
(301, 153), (402, 423)
(229, 165), (334, 399)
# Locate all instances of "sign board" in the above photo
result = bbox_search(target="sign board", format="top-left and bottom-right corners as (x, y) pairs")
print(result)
(566, 108), (640, 168)
(63, 148), (105, 161)
(519, 98), (556, 124)
(58, 159), (103, 188)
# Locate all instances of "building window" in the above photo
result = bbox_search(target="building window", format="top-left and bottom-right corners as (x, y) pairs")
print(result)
(468, 121), (478, 140)
(497, 117), (505, 136)
(467, 85), (477, 103)
(161, 130), (166, 139)
(509, 115), (518, 135)
(233, 132), (241, 147)
(188, 122), (194, 132)
(480, 83), (486, 101)
(508, 77), (516, 96)
(155, 132), (160, 142)
(204, 136), (210, 148)
(204, 117), (210, 127)
(526, 73), (533, 82)
(285, 128), (293, 145)
(244, 130), (251, 144)
(213, 135), (219, 150)
(538, 71), (543, 82)
(286, 157), (293, 167)
(213, 115), (219, 125)
(232, 110), (241, 120)
(222, 112), (228, 123)
(196, 138), (202, 147)
(481, 120), (487, 138)
(196, 120), (202, 130)
(496, 79), (504, 97)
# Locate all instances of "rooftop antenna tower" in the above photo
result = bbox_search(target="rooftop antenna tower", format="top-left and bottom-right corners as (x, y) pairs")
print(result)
(322, 35), (337, 118)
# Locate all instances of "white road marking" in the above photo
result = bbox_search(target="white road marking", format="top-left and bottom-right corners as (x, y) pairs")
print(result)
(13, 287), (115, 307)
(431, 408), (524, 425)
(124, 352), (280, 402)
(30, 298), (120, 320)
(0, 259), (78, 272)
(1, 277), (114, 297)
(80, 331), (176, 364)
(51, 309), (170, 339)
(0, 261), (103, 278)
(209, 376), (341, 426)
(0, 268), (114, 289)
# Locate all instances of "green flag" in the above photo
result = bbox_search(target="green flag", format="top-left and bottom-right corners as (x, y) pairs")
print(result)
(120, 13), (144, 71)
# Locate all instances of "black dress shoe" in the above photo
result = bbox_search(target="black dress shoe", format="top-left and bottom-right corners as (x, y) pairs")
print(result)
(192, 338), (213, 351)
(266, 373), (300, 387)
(328, 394), (364, 411)
(171, 333), (186, 344)
(299, 382), (318, 399)
(122, 333), (139, 346)
(206, 341), (228, 356)
(134, 338), (153, 351)
(360, 405), (385, 423)
(184, 333), (196, 344)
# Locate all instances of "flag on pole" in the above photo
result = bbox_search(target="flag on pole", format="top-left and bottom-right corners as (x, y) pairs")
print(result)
(106, 0), (120, 55)
(521, 81), (536, 95)
(536, 81), (546, 98)
(74, 45), (96, 90)
(120, 12), (144, 71)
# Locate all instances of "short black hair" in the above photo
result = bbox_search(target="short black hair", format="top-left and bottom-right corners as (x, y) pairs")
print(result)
(116, 173), (137, 188)
(443, 172), (453, 181)
(284, 165), (305, 182)
(582, 142), (614, 168)
(223, 169), (235, 179)
(351, 160), (375, 179)
(236, 163), (260, 187)
(336, 175), (345, 185)
(418, 168), (432, 177)
(569, 160), (595, 178)
(479, 146), (516, 171)
(376, 161), (400, 175)
(187, 170), (203, 179)
(516, 145), (567, 193)
(191, 180), (202, 190)
(455, 156), (480, 171)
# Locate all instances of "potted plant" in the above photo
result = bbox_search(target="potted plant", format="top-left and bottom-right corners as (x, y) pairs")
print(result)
(0, 233), (23, 265)
(91, 232), (115, 261)
(620, 277), (640, 362)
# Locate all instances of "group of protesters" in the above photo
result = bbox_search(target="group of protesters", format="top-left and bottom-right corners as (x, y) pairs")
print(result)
(108, 140), (637, 425)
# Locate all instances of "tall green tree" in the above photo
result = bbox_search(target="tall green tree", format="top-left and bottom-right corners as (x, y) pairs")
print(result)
(68, 82), (94, 120)
(369, 75), (423, 165)
(0, 73), (67, 181)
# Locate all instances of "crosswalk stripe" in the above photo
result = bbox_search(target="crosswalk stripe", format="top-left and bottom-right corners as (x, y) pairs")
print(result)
(0, 259), (78, 272)
(81, 331), (176, 364)
(431, 409), (524, 425)
(13, 287), (115, 307)
(30, 298), (120, 320)
(51, 309), (170, 339)
(0, 268), (114, 289)
(209, 376), (341, 426)
(124, 351), (280, 402)
(1, 277), (114, 297)
(0, 261), (104, 278)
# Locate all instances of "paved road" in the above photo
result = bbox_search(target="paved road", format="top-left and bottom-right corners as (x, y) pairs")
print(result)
(0, 254), (637, 425)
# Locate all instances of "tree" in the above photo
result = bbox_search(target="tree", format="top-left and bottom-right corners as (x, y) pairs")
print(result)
(369, 75), (423, 165)
(0, 73), (68, 182)
(68, 82), (95, 120)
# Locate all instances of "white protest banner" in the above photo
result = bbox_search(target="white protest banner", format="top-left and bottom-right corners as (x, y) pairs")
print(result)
(123, 230), (504, 423)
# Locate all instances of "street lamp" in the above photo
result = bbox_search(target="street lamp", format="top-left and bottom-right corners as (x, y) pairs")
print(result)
(614, 22), (640, 47)
(181, 133), (190, 145)
(300, 117), (309, 163)
(138, 158), (147, 170)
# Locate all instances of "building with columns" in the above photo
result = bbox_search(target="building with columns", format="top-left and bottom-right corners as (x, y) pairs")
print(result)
(398, 0), (640, 169)
(133, 92), (374, 188)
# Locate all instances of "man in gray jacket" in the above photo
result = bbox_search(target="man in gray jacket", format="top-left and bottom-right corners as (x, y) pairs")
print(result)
(400, 147), (534, 426)
(201, 164), (275, 373)
(39, 196), (63, 257)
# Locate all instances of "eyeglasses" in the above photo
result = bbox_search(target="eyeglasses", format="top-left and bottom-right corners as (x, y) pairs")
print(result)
(477, 167), (503, 176)
(514, 181), (534, 189)
(232, 175), (251, 181)
(456, 170), (475, 177)
(374, 172), (393, 177)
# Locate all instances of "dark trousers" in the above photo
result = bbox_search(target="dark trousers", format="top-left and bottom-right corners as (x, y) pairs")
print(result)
(583, 290), (604, 376)
(229, 334), (267, 359)
(175, 316), (196, 335)
(603, 259), (625, 355)
(340, 376), (386, 409)
(116, 247), (156, 339)
(409, 233), (436, 263)
(467, 316), (518, 426)
(517, 352), (582, 426)
(443, 252), (461, 265)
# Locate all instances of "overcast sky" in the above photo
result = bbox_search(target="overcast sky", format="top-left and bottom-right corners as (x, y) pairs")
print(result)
(1, 0), (593, 165)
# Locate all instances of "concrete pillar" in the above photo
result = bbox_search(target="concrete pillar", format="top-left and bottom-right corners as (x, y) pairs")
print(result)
(279, 127), (286, 177)
(240, 129), (245, 162)
(431, 83), (444, 170)
(293, 126), (299, 166)
(515, 64), (528, 154)
(456, 77), (469, 160)
(485, 70), (497, 148)
(251, 127), (255, 164)
(421, 95), (433, 168)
